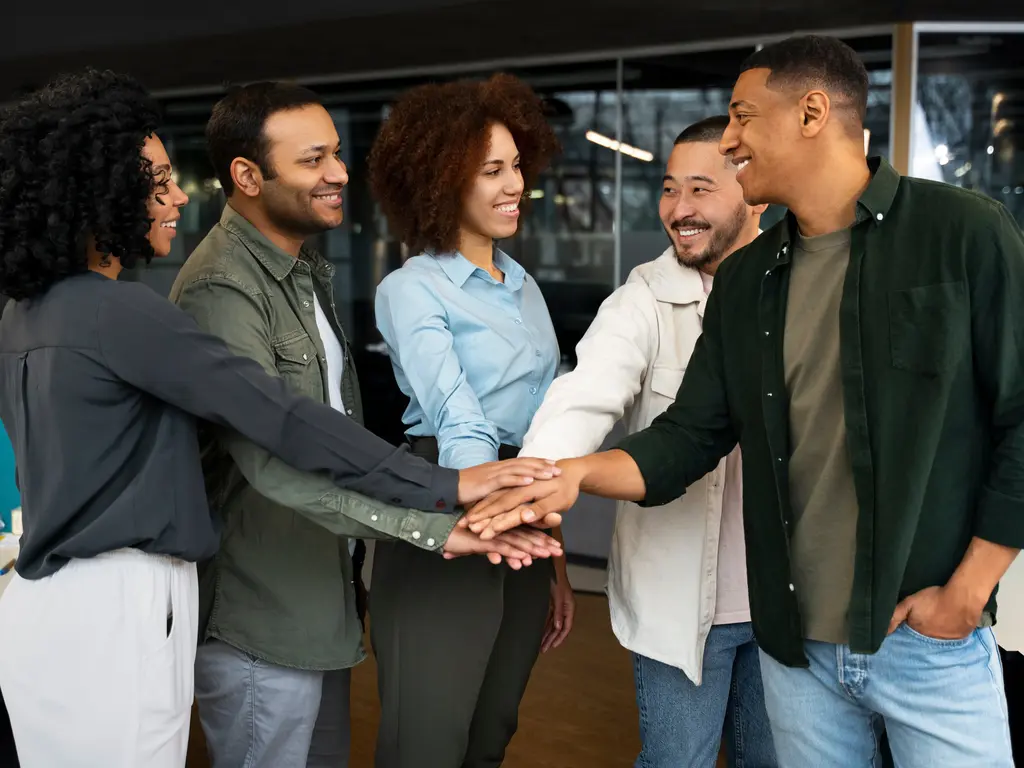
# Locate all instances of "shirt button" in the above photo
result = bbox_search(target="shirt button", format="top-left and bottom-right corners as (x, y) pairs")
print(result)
(789, 583), (795, 592)
(764, 331), (770, 337)
(303, 300), (310, 308)
(876, 212), (884, 221)
(530, 387), (538, 395)
(302, 353), (309, 361)
(371, 514), (379, 522)
(535, 350), (541, 356)
(346, 409), (353, 416)
(412, 531), (421, 540)
(765, 270), (771, 276)
(766, 392), (773, 397)
(515, 318), (522, 324)
(427, 538), (435, 547)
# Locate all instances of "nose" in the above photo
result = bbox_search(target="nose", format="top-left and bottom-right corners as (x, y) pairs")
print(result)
(173, 182), (189, 208)
(673, 196), (699, 222)
(719, 119), (740, 156)
(325, 156), (349, 186)
(505, 168), (525, 196)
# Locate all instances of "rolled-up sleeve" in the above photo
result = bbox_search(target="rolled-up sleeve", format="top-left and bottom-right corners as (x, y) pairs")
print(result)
(375, 274), (499, 470)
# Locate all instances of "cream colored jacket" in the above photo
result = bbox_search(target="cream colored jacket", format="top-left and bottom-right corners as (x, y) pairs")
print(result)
(521, 247), (734, 683)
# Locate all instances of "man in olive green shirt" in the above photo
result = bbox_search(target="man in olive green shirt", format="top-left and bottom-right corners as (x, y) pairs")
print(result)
(466, 36), (1021, 767)
(170, 83), (562, 768)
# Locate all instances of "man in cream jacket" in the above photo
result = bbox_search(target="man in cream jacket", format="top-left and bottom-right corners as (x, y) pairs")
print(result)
(521, 116), (775, 767)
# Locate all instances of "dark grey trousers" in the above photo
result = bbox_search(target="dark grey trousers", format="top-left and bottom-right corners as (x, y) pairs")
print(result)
(369, 539), (552, 768)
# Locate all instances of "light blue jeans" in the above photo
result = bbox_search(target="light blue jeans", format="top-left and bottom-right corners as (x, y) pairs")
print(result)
(194, 638), (351, 768)
(632, 622), (777, 767)
(759, 624), (1014, 767)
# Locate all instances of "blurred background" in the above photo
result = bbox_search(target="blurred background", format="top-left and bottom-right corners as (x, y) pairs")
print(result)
(3, 6), (1024, 565)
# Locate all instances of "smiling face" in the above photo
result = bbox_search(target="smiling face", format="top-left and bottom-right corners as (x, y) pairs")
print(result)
(247, 104), (349, 237)
(659, 139), (757, 272)
(720, 68), (804, 208)
(142, 134), (189, 258)
(460, 122), (525, 243)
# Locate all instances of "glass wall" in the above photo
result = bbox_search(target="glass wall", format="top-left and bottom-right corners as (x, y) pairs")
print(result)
(912, 27), (1024, 226)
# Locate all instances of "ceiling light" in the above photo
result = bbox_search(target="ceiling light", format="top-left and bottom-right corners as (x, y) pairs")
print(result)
(585, 130), (653, 162)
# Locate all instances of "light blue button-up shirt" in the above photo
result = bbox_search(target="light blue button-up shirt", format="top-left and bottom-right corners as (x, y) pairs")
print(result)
(375, 250), (560, 470)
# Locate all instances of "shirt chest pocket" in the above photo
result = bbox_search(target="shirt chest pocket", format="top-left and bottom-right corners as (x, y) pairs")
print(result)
(272, 331), (322, 397)
(888, 281), (968, 375)
(644, 365), (686, 426)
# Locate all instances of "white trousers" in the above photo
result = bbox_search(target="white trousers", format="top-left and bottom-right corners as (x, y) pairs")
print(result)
(0, 548), (198, 768)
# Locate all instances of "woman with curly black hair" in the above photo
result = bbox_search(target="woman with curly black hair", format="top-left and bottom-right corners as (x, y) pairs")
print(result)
(0, 70), (563, 768)
(368, 73), (572, 767)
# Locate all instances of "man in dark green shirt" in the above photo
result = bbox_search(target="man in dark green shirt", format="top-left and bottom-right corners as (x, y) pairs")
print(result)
(467, 36), (1021, 766)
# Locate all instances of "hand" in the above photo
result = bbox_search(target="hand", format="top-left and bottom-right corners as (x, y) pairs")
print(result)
(442, 524), (563, 570)
(541, 561), (575, 653)
(463, 463), (583, 540)
(456, 458), (561, 506)
(887, 584), (985, 639)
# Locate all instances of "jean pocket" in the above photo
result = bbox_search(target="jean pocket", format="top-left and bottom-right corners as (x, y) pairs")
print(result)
(899, 622), (975, 648)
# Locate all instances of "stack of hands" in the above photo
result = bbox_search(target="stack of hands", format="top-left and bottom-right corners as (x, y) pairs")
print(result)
(443, 457), (576, 566)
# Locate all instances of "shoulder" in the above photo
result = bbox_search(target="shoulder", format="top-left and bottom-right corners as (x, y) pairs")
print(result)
(897, 176), (1009, 231)
(173, 225), (265, 301)
(715, 223), (780, 285)
(377, 255), (448, 302)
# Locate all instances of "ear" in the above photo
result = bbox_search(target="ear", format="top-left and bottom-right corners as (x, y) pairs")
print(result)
(799, 90), (830, 138)
(230, 157), (263, 198)
(752, 203), (769, 216)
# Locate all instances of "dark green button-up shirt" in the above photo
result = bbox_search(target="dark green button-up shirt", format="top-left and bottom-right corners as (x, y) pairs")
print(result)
(618, 158), (1024, 667)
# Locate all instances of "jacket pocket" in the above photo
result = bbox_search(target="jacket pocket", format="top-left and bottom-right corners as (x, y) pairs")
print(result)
(272, 331), (320, 394)
(645, 365), (686, 425)
(888, 281), (968, 375)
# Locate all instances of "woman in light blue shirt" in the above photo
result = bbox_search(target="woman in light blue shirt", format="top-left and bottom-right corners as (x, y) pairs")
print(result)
(368, 74), (575, 767)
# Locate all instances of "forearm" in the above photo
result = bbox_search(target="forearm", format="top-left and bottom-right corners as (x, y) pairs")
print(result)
(227, 434), (458, 548)
(563, 449), (647, 502)
(947, 536), (1021, 608)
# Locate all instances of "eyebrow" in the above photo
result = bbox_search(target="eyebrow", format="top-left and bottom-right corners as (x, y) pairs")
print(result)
(483, 153), (521, 166)
(663, 174), (718, 185)
(729, 99), (755, 111)
(299, 143), (339, 155)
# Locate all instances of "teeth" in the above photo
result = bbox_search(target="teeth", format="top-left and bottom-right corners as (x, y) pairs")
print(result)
(496, 204), (519, 213)
(736, 159), (750, 170)
(677, 228), (708, 237)
(161, 221), (177, 228)
(315, 194), (340, 202)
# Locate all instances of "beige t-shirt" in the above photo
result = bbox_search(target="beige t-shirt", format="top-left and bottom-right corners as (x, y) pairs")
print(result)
(783, 229), (859, 644)
(701, 271), (751, 626)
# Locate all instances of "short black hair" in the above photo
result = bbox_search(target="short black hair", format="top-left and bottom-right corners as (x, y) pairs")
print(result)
(206, 81), (322, 195)
(740, 35), (869, 127)
(0, 69), (161, 300)
(674, 115), (730, 145)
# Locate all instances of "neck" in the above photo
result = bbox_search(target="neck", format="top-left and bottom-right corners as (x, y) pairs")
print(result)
(85, 242), (123, 281)
(788, 147), (871, 237)
(228, 198), (304, 258)
(457, 229), (495, 272)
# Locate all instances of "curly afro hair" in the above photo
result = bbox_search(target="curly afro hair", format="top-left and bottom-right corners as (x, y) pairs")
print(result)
(0, 68), (161, 300)
(368, 73), (560, 255)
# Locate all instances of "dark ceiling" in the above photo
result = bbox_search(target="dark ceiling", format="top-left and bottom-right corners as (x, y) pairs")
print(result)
(4, 2), (1024, 100)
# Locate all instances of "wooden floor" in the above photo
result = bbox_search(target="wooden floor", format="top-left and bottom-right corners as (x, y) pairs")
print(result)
(187, 594), (726, 767)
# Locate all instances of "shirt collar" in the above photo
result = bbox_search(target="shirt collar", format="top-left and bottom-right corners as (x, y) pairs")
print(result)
(647, 247), (707, 307)
(219, 204), (333, 283)
(767, 156), (900, 263)
(436, 248), (526, 291)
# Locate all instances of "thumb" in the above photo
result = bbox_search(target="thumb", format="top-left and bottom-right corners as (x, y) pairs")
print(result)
(888, 597), (912, 635)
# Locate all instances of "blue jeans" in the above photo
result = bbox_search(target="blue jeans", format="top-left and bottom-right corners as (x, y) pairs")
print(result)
(632, 622), (777, 768)
(759, 624), (1014, 767)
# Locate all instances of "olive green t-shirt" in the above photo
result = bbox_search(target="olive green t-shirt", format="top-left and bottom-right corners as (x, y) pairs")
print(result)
(784, 228), (858, 644)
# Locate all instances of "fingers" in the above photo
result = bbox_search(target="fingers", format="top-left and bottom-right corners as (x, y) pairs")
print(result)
(475, 507), (538, 540)
(494, 529), (562, 558)
(467, 486), (541, 524)
(492, 458), (562, 479)
(888, 599), (911, 635)
(550, 602), (574, 649)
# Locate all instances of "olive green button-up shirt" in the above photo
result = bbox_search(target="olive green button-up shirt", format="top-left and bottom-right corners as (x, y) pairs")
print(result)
(170, 205), (460, 670)
(618, 158), (1024, 667)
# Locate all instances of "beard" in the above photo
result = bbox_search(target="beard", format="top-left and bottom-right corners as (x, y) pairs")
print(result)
(666, 201), (749, 271)
(262, 181), (341, 238)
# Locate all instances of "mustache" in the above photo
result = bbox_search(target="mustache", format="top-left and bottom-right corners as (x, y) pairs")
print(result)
(671, 217), (712, 231)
